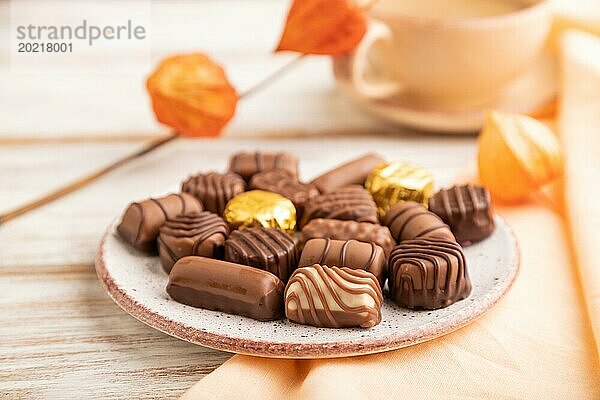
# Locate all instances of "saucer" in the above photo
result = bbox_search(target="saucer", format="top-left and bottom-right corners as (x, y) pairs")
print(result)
(332, 53), (557, 134)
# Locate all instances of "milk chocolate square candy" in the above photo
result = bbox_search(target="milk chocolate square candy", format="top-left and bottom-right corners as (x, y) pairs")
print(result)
(157, 212), (229, 273)
(428, 184), (495, 244)
(229, 151), (298, 181)
(300, 185), (379, 227)
(167, 256), (285, 321)
(117, 193), (202, 252)
(298, 238), (386, 288)
(224, 227), (298, 282)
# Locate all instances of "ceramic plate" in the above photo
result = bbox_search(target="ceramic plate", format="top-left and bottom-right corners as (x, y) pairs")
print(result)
(96, 214), (519, 359)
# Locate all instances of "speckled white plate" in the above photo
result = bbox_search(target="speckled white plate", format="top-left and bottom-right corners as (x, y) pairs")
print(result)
(96, 215), (518, 359)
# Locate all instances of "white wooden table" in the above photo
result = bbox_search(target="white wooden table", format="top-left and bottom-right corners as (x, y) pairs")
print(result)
(0, 1), (476, 398)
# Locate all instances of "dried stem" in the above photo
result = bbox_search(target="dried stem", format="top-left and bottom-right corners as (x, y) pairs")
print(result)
(239, 54), (305, 99)
(0, 133), (178, 225)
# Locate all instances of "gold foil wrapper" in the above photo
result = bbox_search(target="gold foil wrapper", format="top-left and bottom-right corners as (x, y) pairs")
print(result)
(365, 162), (434, 217)
(223, 190), (296, 234)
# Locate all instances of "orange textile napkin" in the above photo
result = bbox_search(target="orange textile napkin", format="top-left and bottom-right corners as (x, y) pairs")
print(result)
(560, 30), (600, 357)
(180, 32), (600, 400)
(181, 205), (598, 399)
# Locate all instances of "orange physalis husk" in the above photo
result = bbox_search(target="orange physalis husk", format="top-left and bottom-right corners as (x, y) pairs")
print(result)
(275, 0), (367, 56)
(478, 111), (563, 203)
(146, 53), (238, 137)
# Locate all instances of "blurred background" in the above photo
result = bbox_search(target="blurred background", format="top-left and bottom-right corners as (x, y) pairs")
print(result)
(0, 0), (397, 139)
(1, 1), (600, 398)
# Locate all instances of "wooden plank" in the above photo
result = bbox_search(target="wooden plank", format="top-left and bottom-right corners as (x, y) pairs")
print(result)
(0, 136), (475, 398)
(0, 141), (143, 214)
(0, 265), (231, 399)
(0, 136), (476, 268)
(0, 0), (399, 140)
(0, 135), (161, 145)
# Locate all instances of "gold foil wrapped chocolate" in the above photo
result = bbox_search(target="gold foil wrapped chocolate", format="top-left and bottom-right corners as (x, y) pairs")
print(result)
(365, 162), (434, 217)
(223, 190), (296, 234)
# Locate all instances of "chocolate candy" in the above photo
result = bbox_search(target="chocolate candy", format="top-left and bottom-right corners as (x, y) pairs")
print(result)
(300, 185), (378, 227)
(223, 190), (296, 234)
(249, 170), (319, 216)
(365, 161), (434, 217)
(117, 193), (202, 252)
(298, 238), (386, 288)
(428, 184), (495, 244)
(157, 212), (229, 273)
(166, 256), (285, 321)
(389, 239), (472, 309)
(224, 227), (298, 281)
(311, 153), (386, 193)
(181, 172), (246, 215)
(301, 218), (395, 256)
(383, 201), (455, 243)
(229, 151), (298, 181)
(285, 264), (383, 328)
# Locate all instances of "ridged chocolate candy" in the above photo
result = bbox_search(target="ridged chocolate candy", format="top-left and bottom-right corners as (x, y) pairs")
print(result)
(301, 218), (395, 256)
(311, 153), (385, 193)
(298, 238), (386, 288)
(167, 256), (285, 321)
(285, 264), (383, 328)
(223, 190), (296, 234)
(389, 239), (472, 309)
(300, 185), (378, 227)
(224, 227), (298, 281)
(365, 161), (434, 217)
(229, 151), (298, 181)
(117, 193), (202, 252)
(429, 184), (495, 244)
(249, 170), (319, 216)
(157, 212), (229, 273)
(181, 172), (246, 215)
(383, 201), (455, 243)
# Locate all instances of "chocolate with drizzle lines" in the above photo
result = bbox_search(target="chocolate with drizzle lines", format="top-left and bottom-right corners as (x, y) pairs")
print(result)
(428, 184), (495, 244)
(249, 170), (319, 216)
(300, 185), (379, 227)
(383, 201), (455, 243)
(157, 212), (229, 273)
(181, 172), (245, 215)
(389, 238), (472, 309)
(229, 151), (298, 181)
(285, 264), (383, 328)
(224, 227), (298, 282)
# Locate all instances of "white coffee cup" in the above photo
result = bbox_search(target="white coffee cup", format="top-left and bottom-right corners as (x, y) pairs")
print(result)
(337, 0), (551, 109)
